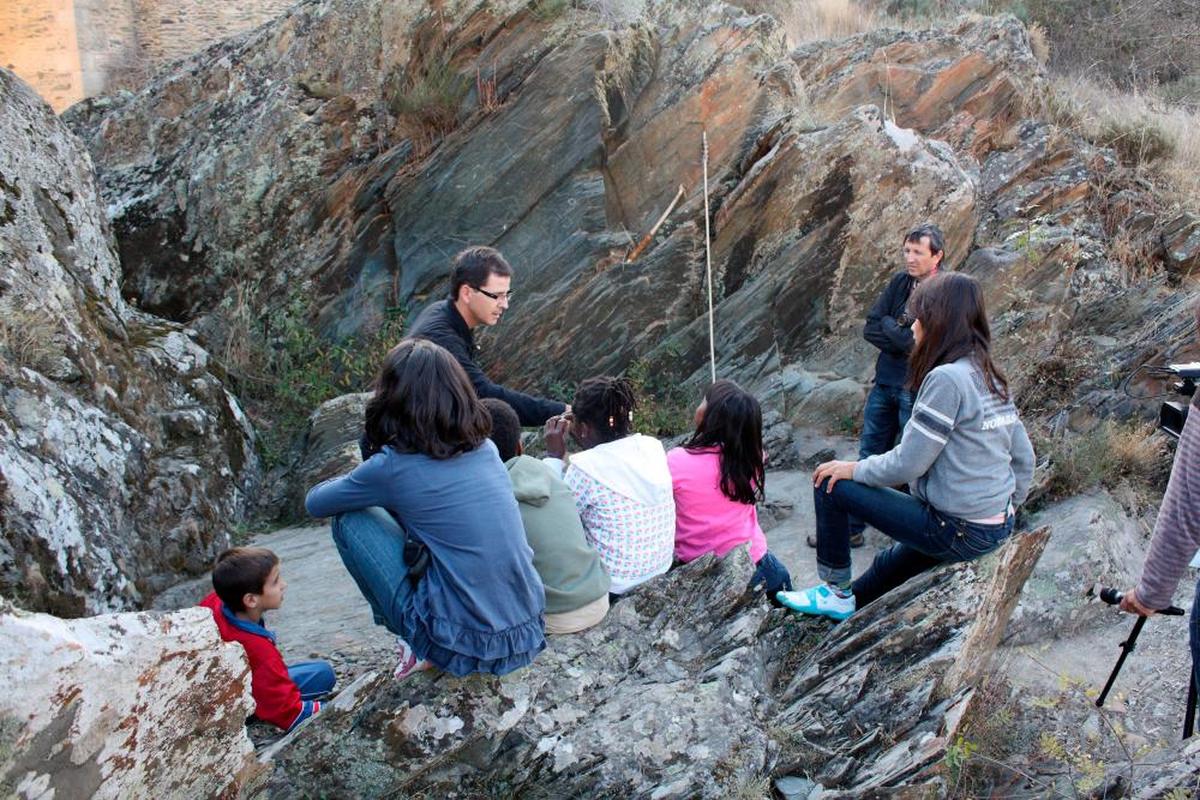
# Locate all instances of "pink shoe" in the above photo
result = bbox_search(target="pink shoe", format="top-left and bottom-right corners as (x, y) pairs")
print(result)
(393, 637), (431, 681)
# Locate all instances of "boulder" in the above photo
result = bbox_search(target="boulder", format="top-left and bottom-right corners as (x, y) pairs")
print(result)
(1005, 489), (1146, 645)
(0, 68), (258, 615)
(264, 530), (1048, 797)
(288, 392), (368, 518)
(0, 600), (265, 798)
(1162, 211), (1200, 277)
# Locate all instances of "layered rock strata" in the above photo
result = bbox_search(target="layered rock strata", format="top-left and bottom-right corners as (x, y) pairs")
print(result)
(0, 69), (258, 615)
(264, 530), (1047, 797)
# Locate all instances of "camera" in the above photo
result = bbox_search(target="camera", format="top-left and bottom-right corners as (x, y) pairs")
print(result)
(1159, 362), (1199, 439)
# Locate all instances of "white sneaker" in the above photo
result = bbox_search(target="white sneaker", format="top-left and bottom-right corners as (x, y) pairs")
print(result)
(393, 636), (431, 681)
(776, 584), (855, 621)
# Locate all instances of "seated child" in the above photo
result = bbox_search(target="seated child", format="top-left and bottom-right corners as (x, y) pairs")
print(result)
(199, 547), (336, 733)
(543, 377), (675, 596)
(305, 338), (546, 680)
(668, 380), (793, 599)
(482, 398), (611, 634)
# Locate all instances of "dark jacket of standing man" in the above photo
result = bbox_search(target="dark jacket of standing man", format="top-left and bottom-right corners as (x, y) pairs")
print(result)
(820, 224), (944, 548)
(408, 246), (567, 427)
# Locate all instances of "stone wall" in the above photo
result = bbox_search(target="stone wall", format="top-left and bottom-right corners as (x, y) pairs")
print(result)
(130, 0), (297, 67)
(1, 0), (297, 112)
(0, 0), (85, 111)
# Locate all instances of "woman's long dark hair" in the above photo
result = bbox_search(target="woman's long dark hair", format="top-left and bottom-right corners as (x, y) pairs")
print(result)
(572, 376), (637, 445)
(683, 380), (765, 504)
(364, 338), (491, 459)
(907, 272), (1009, 399)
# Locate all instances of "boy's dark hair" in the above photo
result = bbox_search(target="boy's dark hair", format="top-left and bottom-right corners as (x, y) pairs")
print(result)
(449, 246), (513, 301)
(212, 547), (279, 612)
(904, 223), (946, 266)
(365, 338), (492, 459)
(572, 376), (637, 444)
(683, 380), (765, 504)
(481, 398), (522, 462)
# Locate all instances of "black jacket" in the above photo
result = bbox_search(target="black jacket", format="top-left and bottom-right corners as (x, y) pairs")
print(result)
(409, 299), (566, 426)
(863, 271), (917, 388)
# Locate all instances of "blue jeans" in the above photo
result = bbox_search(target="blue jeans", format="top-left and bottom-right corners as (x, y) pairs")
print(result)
(287, 660), (336, 700)
(749, 550), (793, 605)
(330, 508), (414, 636)
(813, 478), (1012, 607)
(850, 383), (914, 535)
(1191, 578), (1200, 720)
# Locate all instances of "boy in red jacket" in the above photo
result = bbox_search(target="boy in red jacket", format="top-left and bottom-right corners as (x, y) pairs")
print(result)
(199, 547), (335, 733)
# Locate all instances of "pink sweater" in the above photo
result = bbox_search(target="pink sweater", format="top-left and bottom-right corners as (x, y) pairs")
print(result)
(667, 447), (767, 564)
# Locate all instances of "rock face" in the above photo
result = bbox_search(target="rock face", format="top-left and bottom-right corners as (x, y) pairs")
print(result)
(0, 600), (265, 798)
(0, 69), (259, 615)
(63, 0), (1063, 413)
(265, 531), (1046, 797)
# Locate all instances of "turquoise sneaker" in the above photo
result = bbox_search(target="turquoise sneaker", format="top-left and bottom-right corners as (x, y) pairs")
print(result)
(776, 584), (855, 621)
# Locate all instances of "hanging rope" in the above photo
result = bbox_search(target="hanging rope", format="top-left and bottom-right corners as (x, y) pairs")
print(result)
(702, 130), (716, 384)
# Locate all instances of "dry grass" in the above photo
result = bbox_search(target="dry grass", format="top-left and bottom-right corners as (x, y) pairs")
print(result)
(1037, 419), (1169, 501)
(0, 306), (61, 373)
(1046, 74), (1200, 209)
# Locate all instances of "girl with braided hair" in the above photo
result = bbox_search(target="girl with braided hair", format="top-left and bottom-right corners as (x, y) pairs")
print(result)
(544, 377), (675, 596)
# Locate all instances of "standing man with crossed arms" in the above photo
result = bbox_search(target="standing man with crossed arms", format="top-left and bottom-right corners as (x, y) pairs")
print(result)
(810, 223), (945, 549)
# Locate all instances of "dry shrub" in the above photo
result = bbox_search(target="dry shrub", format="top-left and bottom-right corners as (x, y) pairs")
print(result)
(1026, 20), (1050, 66)
(776, 0), (881, 45)
(1040, 420), (1169, 500)
(387, 60), (468, 140)
(1046, 74), (1200, 209)
(1015, 339), (1092, 416)
(0, 306), (61, 373)
(582, 0), (645, 29)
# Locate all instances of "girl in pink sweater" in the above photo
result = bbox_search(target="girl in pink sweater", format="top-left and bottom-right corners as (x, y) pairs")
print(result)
(667, 380), (792, 600)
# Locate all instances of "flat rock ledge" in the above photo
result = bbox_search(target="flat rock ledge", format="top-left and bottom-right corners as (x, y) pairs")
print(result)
(264, 528), (1050, 798)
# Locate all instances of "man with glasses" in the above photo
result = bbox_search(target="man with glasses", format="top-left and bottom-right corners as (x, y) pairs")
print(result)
(408, 246), (567, 426)
(807, 223), (945, 549)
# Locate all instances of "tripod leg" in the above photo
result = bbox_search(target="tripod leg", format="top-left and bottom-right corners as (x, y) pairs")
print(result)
(1185, 672), (1197, 740)
(1097, 616), (1147, 708)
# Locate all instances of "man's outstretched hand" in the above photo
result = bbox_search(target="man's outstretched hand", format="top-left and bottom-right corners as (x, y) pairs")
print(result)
(544, 414), (570, 460)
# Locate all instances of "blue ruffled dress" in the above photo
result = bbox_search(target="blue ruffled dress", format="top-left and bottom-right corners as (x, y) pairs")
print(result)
(306, 439), (546, 676)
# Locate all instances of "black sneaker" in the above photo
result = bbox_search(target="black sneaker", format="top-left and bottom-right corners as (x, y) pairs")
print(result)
(806, 532), (866, 548)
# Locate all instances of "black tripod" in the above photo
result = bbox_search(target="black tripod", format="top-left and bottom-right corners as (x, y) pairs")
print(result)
(1096, 588), (1194, 740)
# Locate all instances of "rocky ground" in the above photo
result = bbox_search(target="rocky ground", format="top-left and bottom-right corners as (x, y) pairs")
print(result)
(154, 449), (1198, 798)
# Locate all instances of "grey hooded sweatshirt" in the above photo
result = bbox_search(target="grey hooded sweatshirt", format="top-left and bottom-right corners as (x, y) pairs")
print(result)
(506, 455), (611, 614)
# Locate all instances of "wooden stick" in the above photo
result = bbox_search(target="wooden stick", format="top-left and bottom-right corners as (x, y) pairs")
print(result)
(702, 130), (716, 384)
(625, 184), (685, 263)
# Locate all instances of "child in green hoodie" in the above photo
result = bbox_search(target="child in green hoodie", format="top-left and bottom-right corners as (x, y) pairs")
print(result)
(482, 399), (611, 634)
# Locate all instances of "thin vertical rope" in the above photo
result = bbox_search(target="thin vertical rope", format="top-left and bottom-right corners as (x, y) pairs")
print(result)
(702, 130), (716, 384)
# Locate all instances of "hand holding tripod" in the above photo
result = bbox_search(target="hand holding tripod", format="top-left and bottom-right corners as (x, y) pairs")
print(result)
(1095, 587), (1193, 740)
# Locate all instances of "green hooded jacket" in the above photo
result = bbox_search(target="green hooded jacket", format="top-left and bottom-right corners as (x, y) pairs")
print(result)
(505, 455), (610, 614)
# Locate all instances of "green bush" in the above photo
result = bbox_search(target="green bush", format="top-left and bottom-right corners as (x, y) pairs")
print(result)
(624, 358), (695, 438)
(233, 296), (405, 469)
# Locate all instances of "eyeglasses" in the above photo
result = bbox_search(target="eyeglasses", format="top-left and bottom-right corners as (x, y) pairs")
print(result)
(472, 286), (514, 302)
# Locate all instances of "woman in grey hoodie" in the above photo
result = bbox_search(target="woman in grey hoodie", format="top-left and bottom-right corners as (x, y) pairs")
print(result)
(778, 273), (1035, 620)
